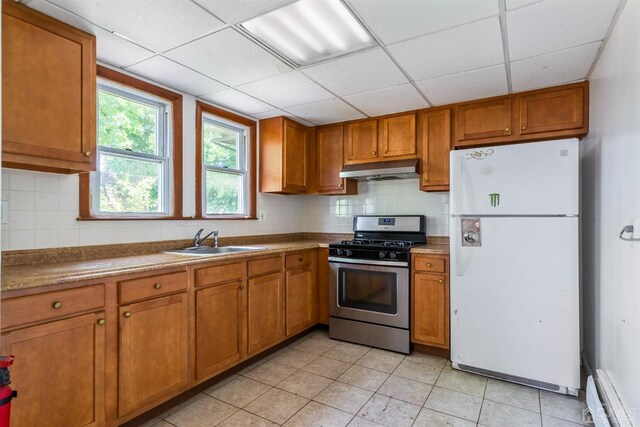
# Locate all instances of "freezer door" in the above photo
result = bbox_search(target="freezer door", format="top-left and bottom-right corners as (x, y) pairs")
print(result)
(450, 139), (579, 215)
(450, 216), (580, 391)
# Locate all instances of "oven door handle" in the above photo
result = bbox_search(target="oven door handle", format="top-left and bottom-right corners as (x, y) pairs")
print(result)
(328, 257), (409, 268)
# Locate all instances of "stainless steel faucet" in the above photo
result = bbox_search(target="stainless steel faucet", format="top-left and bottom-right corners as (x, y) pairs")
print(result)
(193, 228), (219, 247)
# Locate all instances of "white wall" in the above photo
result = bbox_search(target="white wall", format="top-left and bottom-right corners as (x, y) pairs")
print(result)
(582, 0), (640, 423)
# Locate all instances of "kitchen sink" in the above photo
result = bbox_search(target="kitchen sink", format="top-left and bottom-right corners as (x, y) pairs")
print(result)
(165, 246), (266, 256)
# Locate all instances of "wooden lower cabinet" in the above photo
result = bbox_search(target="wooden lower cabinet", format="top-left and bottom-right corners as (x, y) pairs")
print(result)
(412, 255), (450, 349)
(196, 281), (246, 380)
(317, 248), (330, 325)
(247, 272), (285, 355)
(0, 312), (105, 427)
(118, 293), (189, 417)
(285, 263), (317, 336)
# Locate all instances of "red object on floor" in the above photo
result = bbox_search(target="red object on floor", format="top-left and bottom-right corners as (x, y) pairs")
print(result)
(0, 356), (17, 427)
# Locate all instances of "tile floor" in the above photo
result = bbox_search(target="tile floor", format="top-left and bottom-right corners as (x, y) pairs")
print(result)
(141, 330), (591, 427)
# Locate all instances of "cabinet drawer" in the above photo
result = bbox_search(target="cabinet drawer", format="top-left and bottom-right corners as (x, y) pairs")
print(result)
(2, 284), (105, 329)
(414, 257), (446, 273)
(285, 252), (313, 269)
(196, 262), (245, 288)
(119, 271), (187, 304)
(248, 256), (281, 277)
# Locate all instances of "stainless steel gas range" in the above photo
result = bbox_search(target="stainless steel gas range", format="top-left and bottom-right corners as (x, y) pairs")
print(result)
(328, 215), (426, 354)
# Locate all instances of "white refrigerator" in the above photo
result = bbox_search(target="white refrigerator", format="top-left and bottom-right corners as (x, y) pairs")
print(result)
(450, 138), (580, 395)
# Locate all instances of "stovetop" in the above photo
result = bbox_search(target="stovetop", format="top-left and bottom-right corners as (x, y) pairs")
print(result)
(332, 239), (418, 251)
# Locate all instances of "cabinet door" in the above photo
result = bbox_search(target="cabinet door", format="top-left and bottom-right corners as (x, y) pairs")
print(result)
(2, 2), (96, 173)
(412, 273), (449, 349)
(380, 113), (417, 159)
(247, 272), (285, 355)
(196, 282), (246, 380)
(283, 119), (307, 192)
(119, 293), (188, 417)
(344, 120), (378, 164)
(285, 265), (317, 336)
(419, 109), (451, 191)
(518, 86), (585, 136)
(455, 98), (512, 146)
(317, 124), (348, 193)
(0, 312), (105, 427)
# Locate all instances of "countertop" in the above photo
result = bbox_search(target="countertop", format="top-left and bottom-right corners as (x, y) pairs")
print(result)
(1, 237), (449, 293)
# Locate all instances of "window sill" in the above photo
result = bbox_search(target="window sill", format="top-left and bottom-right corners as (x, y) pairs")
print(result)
(77, 215), (192, 221)
(197, 215), (258, 221)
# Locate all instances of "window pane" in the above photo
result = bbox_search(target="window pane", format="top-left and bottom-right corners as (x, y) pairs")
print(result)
(98, 90), (159, 155)
(203, 121), (240, 169)
(205, 170), (242, 215)
(98, 153), (163, 213)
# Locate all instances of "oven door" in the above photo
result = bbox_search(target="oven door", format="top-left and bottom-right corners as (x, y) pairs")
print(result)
(329, 258), (409, 329)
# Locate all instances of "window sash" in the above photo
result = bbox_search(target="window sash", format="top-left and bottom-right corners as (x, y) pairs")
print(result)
(93, 80), (172, 216)
(201, 115), (249, 216)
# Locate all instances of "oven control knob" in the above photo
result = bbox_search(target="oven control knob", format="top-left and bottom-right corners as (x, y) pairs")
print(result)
(345, 250), (353, 256)
(389, 252), (397, 259)
(336, 249), (343, 256)
(379, 251), (386, 258)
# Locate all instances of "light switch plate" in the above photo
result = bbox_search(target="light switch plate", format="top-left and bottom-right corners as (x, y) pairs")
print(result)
(259, 211), (267, 222)
(1, 201), (8, 224)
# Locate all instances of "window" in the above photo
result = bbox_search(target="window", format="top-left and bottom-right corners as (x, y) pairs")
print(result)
(80, 66), (183, 219)
(196, 101), (256, 219)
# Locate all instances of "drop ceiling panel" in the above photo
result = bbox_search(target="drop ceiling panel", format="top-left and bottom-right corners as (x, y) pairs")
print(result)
(388, 17), (504, 81)
(47, 0), (226, 53)
(416, 65), (508, 105)
(164, 28), (292, 86)
(237, 71), (332, 108)
(507, 0), (619, 60)
(302, 48), (408, 96)
(252, 109), (316, 126)
(511, 42), (600, 92)
(343, 84), (428, 116)
(285, 99), (365, 125)
(193, 0), (292, 24)
(200, 89), (272, 115)
(506, 0), (543, 10)
(26, 0), (154, 68)
(126, 56), (227, 96)
(348, 0), (499, 44)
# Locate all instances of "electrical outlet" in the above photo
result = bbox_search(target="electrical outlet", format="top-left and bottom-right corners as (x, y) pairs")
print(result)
(259, 211), (267, 222)
(1, 201), (8, 224)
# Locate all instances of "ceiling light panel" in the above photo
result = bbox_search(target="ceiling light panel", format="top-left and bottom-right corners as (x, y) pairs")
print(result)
(241, 0), (376, 66)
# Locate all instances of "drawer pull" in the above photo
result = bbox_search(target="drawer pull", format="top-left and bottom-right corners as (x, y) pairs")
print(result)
(52, 301), (62, 309)
(154, 283), (162, 289)
(438, 279), (444, 284)
(97, 319), (106, 326)
(298, 258), (303, 262)
(426, 263), (432, 267)
(124, 311), (132, 318)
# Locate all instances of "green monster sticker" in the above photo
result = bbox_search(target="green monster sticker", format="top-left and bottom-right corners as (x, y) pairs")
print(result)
(489, 193), (500, 207)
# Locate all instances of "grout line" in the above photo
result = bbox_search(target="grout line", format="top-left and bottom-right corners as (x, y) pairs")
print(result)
(498, 0), (514, 94)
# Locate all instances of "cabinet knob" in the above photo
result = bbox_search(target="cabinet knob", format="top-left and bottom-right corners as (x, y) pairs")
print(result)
(438, 279), (444, 284)
(298, 257), (303, 262)
(371, 151), (376, 155)
(154, 283), (162, 289)
(124, 311), (132, 318)
(423, 178), (428, 183)
(97, 319), (106, 326)
(426, 263), (432, 267)
(339, 183), (343, 188)
(52, 301), (62, 309)
(521, 126), (527, 130)
(84, 151), (91, 157)
(504, 128), (510, 132)
(239, 285), (245, 290)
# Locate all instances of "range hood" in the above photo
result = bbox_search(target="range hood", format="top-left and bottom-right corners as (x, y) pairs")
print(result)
(339, 159), (419, 181)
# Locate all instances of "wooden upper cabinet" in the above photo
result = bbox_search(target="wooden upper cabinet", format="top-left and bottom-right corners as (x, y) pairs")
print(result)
(344, 119), (378, 164)
(259, 116), (310, 194)
(118, 294), (188, 417)
(419, 109), (451, 192)
(247, 272), (285, 355)
(517, 84), (587, 137)
(455, 97), (512, 146)
(316, 124), (356, 195)
(2, 1), (96, 173)
(380, 113), (417, 159)
(196, 281), (246, 380)
(1, 312), (105, 427)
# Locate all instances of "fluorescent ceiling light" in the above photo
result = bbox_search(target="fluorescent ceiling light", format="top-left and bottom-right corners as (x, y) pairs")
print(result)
(241, 0), (376, 66)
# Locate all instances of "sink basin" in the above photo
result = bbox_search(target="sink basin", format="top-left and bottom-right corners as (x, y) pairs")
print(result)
(165, 246), (266, 256)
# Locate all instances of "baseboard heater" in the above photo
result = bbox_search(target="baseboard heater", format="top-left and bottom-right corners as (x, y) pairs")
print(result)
(583, 354), (633, 427)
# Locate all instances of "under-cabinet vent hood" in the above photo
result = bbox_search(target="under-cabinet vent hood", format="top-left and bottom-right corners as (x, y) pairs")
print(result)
(339, 159), (419, 181)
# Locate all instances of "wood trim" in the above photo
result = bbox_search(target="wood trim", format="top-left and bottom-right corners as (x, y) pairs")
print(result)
(195, 101), (257, 220)
(79, 66), (184, 219)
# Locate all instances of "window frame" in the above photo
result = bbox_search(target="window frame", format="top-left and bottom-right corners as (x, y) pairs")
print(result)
(195, 101), (257, 220)
(79, 65), (183, 220)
